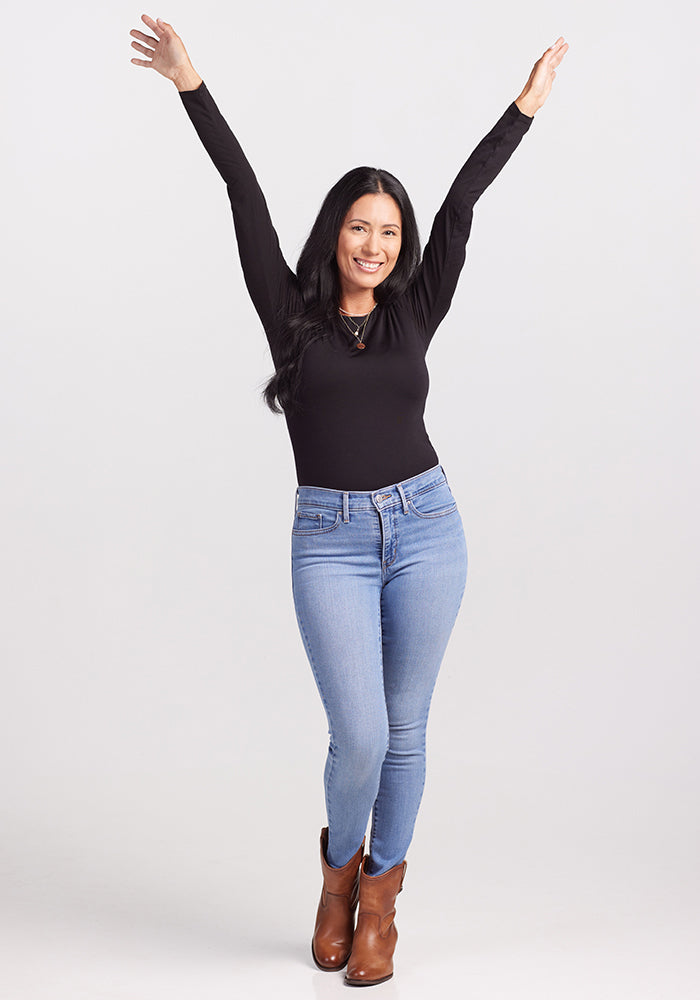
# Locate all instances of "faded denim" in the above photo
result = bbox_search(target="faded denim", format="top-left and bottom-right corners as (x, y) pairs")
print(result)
(291, 463), (468, 875)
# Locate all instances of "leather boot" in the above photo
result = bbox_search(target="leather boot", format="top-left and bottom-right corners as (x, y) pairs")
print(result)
(345, 855), (408, 986)
(311, 827), (365, 971)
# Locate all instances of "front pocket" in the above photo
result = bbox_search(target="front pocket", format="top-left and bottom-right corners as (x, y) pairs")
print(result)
(292, 507), (341, 534)
(407, 482), (458, 519)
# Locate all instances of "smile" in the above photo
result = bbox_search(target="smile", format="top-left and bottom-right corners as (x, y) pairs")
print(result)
(354, 258), (383, 272)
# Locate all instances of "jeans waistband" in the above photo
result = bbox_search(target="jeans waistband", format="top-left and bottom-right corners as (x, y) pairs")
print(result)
(295, 463), (450, 519)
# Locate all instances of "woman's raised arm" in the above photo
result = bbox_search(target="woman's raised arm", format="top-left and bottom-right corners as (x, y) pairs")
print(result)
(407, 37), (569, 348)
(129, 15), (299, 348)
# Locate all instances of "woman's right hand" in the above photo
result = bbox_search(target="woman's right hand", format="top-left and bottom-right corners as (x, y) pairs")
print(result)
(129, 14), (202, 90)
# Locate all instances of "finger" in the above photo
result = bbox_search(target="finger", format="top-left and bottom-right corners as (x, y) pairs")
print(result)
(542, 37), (566, 61)
(131, 58), (152, 67)
(541, 39), (567, 70)
(550, 42), (569, 68)
(130, 29), (157, 46)
(131, 40), (154, 56)
(141, 13), (163, 37)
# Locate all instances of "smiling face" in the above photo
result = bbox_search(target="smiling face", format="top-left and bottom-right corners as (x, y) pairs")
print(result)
(335, 192), (402, 306)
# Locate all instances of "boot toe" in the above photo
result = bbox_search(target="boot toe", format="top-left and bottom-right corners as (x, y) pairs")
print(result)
(345, 967), (394, 986)
(312, 940), (350, 971)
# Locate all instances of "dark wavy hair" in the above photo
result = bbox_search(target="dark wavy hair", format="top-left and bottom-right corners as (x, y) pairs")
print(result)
(261, 166), (421, 414)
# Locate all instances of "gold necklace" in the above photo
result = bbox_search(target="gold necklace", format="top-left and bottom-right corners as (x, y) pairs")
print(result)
(338, 303), (377, 350)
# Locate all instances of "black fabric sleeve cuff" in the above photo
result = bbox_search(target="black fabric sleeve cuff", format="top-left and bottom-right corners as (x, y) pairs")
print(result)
(178, 79), (206, 99)
(507, 100), (534, 125)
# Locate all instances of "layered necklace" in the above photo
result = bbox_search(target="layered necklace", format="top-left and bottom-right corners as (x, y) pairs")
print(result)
(338, 302), (378, 350)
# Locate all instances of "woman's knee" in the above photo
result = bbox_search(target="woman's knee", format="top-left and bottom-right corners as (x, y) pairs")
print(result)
(386, 716), (428, 755)
(333, 719), (389, 777)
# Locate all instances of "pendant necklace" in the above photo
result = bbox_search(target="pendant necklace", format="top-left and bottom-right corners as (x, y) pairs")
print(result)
(338, 302), (378, 350)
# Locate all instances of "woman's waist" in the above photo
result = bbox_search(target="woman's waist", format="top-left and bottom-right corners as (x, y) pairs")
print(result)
(295, 461), (448, 512)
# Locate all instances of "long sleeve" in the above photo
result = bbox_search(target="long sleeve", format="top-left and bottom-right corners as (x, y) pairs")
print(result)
(407, 101), (533, 346)
(178, 81), (300, 347)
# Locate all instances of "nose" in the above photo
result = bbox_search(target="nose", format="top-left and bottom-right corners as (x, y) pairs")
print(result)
(361, 231), (381, 256)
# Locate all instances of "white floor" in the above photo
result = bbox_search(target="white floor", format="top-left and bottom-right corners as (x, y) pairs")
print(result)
(2, 766), (698, 999)
(3, 894), (697, 999)
(2, 914), (698, 1000)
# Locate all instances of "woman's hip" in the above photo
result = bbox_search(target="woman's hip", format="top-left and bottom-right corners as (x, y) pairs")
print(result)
(290, 462), (466, 573)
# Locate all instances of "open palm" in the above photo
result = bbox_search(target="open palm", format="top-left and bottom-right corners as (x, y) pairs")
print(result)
(129, 14), (191, 80)
(522, 37), (569, 110)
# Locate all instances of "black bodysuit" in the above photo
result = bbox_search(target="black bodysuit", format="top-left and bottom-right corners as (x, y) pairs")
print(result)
(179, 82), (533, 491)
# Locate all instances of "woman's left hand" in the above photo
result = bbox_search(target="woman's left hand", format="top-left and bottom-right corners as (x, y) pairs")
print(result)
(515, 37), (569, 116)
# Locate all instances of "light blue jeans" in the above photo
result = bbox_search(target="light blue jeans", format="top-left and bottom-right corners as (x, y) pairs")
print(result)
(291, 463), (468, 875)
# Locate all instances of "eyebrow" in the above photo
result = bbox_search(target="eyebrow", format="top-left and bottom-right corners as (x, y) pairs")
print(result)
(348, 218), (401, 229)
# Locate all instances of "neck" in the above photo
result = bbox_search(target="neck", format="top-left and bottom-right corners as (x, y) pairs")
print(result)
(338, 290), (377, 316)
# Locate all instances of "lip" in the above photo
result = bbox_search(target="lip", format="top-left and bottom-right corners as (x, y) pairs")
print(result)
(353, 257), (383, 273)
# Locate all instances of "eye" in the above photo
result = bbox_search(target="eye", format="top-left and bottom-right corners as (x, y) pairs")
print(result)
(383, 230), (399, 237)
(351, 225), (366, 232)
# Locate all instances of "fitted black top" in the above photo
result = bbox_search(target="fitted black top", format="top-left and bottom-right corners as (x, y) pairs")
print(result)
(179, 81), (533, 490)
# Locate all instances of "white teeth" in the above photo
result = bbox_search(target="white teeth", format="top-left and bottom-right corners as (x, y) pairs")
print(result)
(355, 259), (381, 271)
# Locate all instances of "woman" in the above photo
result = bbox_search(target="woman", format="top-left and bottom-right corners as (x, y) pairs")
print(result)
(130, 16), (568, 986)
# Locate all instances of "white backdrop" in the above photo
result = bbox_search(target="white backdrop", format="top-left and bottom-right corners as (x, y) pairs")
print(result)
(2, 1), (698, 997)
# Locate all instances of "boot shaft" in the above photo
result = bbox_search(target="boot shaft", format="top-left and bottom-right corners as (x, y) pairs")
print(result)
(345, 856), (407, 987)
(356, 855), (407, 918)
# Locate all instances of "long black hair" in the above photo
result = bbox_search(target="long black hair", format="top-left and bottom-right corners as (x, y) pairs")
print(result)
(261, 166), (421, 414)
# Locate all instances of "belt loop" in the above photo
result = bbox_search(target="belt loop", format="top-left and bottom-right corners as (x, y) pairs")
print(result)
(397, 482), (408, 514)
(441, 464), (450, 487)
(343, 491), (349, 522)
(295, 487), (299, 513)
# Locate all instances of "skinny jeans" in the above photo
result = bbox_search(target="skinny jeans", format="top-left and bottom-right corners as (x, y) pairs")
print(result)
(290, 463), (468, 875)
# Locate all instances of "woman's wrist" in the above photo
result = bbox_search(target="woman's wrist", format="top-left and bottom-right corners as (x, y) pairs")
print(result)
(172, 65), (203, 92)
(514, 90), (539, 117)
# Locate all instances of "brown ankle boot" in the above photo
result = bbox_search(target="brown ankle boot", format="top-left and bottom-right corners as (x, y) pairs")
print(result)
(345, 856), (407, 986)
(311, 827), (365, 971)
